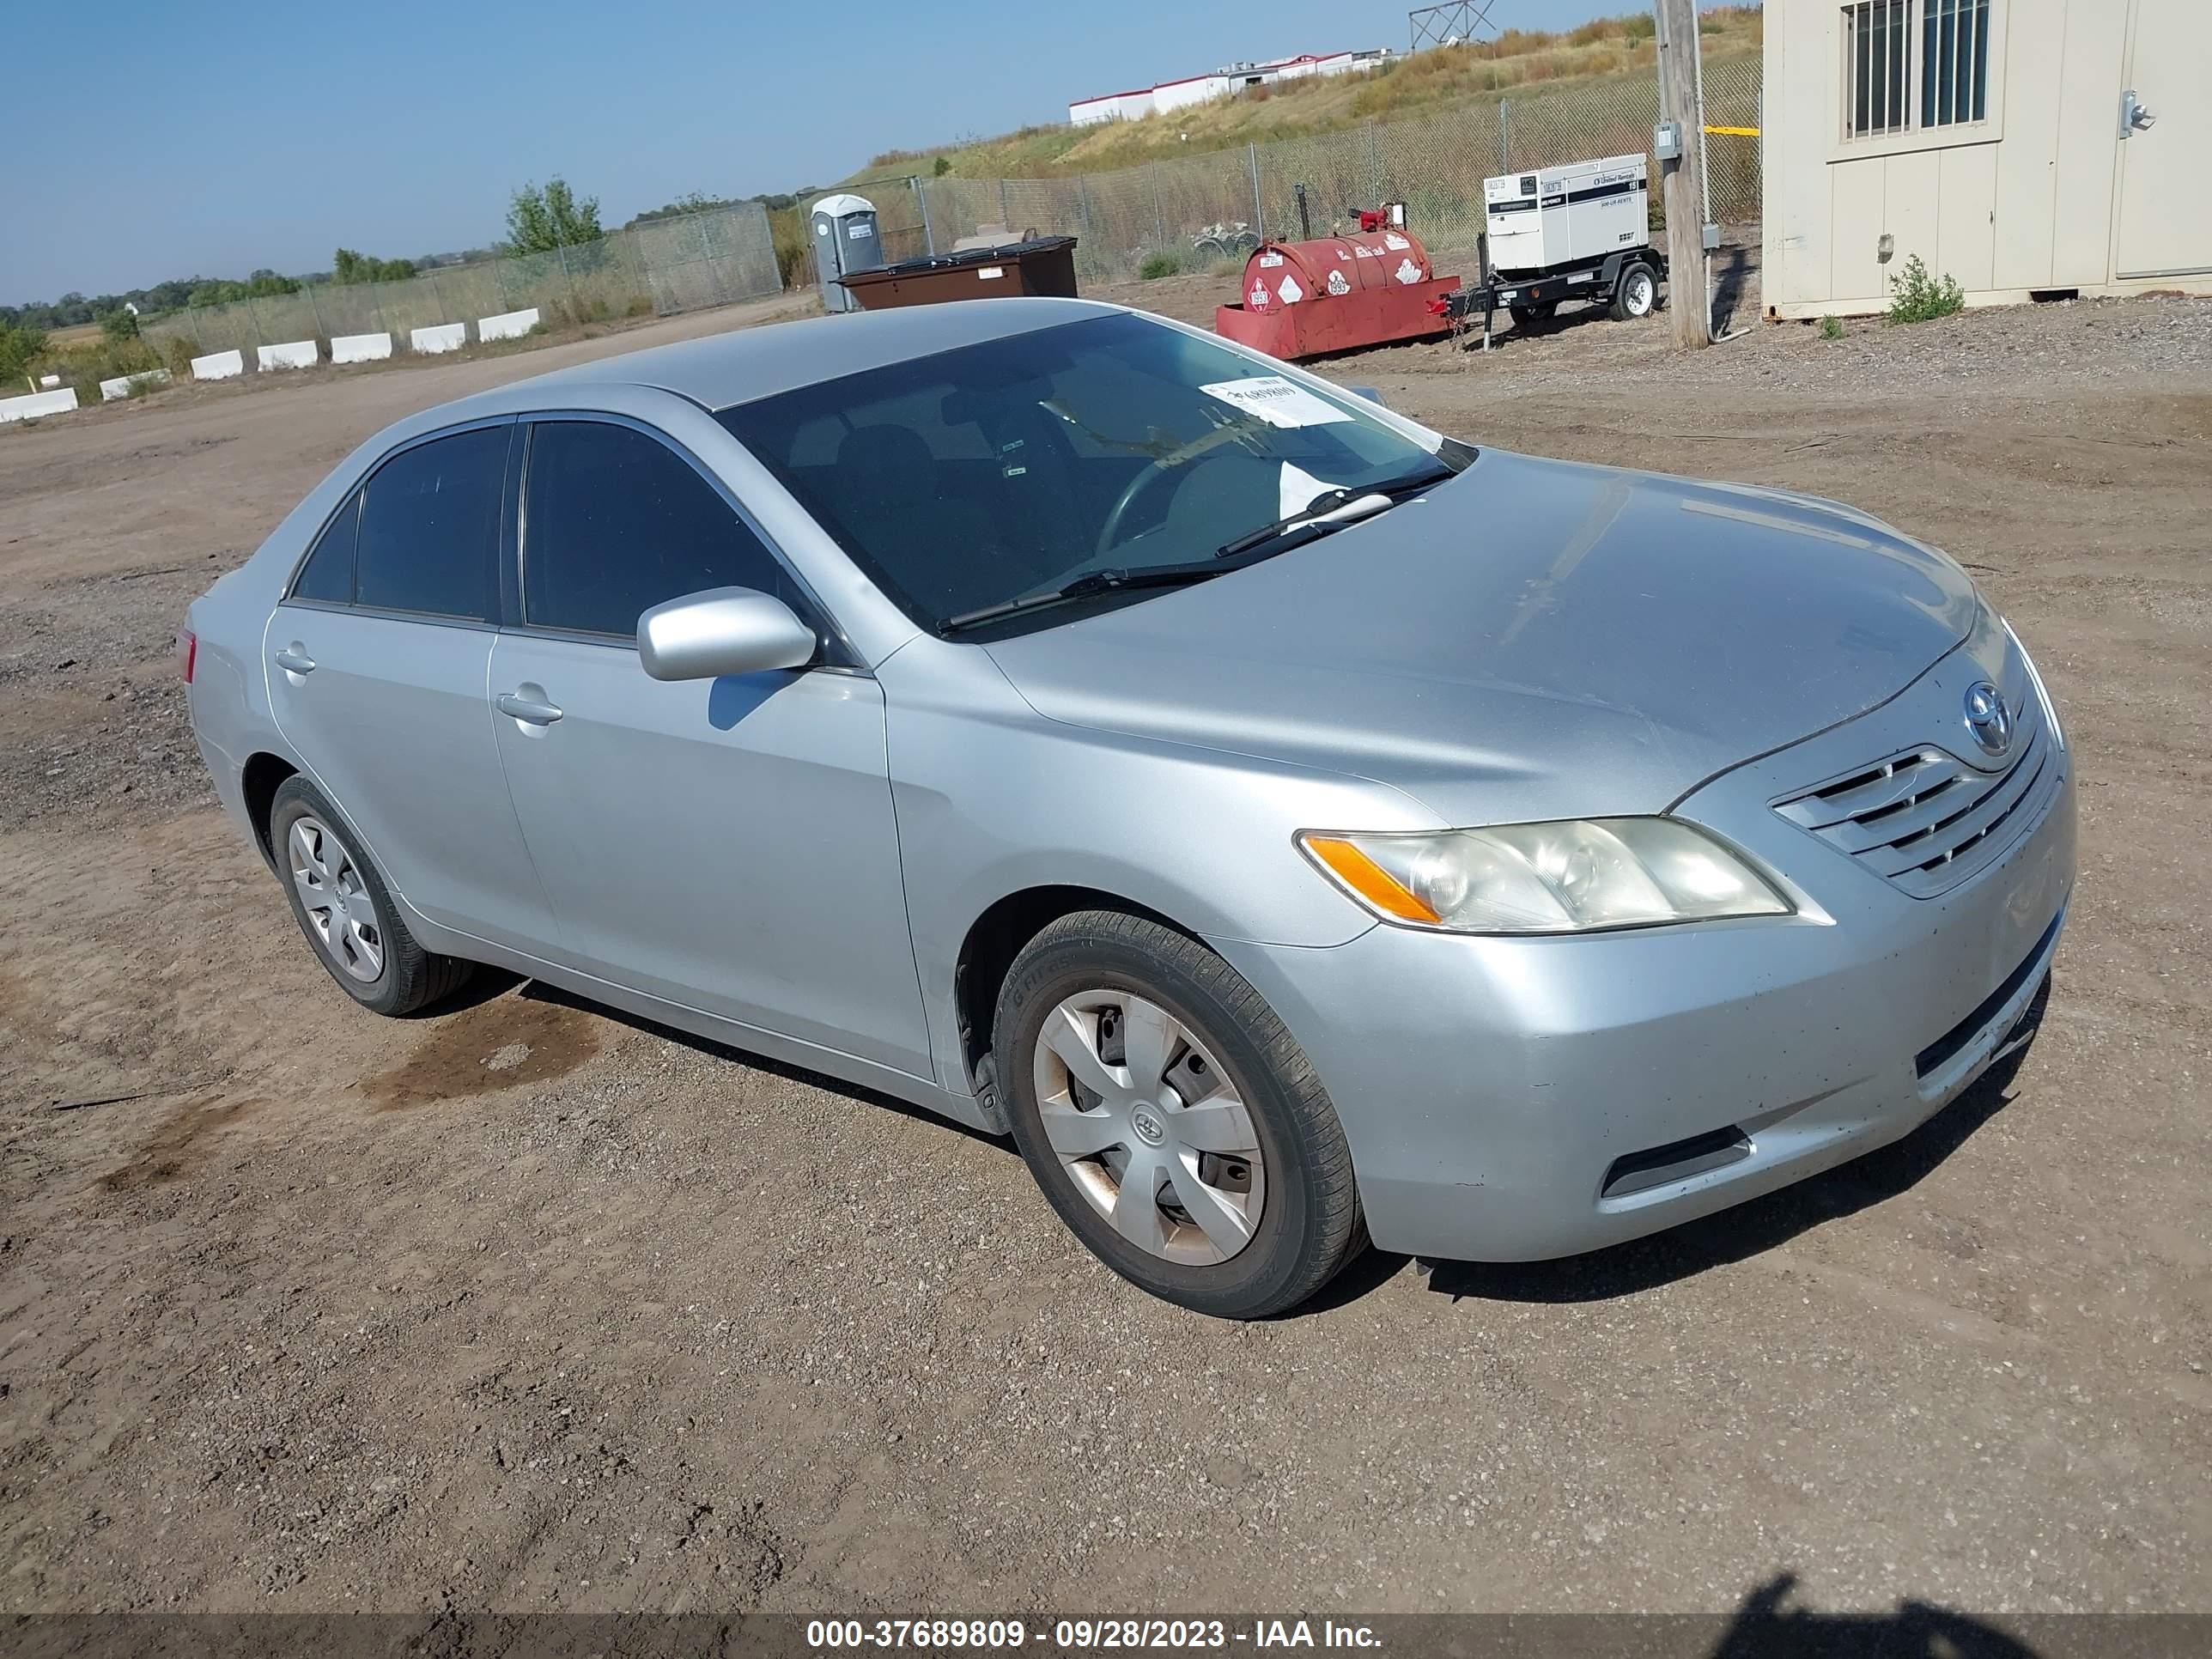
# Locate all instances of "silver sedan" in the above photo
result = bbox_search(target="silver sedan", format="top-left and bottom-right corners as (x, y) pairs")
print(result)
(183, 299), (2074, 1317)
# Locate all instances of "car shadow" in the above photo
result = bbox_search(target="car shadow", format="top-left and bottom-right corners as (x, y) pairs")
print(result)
(1416, 1031), (2038, 1308)
(512, 977), (1013, 1152)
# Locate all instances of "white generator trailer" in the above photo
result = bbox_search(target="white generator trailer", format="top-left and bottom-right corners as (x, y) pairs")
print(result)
(1445, 153), (1666, 337)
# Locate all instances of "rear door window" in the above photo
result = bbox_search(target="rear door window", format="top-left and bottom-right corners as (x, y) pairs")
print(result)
(520, 420), (803, 638)
(354, 426), (507, 622)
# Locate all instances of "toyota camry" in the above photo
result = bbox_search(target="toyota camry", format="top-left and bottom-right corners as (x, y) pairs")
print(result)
(182, 299), (2074, 1317)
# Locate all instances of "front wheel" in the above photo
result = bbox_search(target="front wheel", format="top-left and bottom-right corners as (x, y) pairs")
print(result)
(1611, 258), (1661, 320)
(994, 910), (1366, 1318)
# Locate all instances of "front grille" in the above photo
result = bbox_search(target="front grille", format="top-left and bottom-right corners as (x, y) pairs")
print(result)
(1773, 695), (2058, 898)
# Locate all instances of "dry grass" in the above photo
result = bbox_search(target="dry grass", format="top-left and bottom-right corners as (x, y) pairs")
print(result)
(847, 7), (1759, 183)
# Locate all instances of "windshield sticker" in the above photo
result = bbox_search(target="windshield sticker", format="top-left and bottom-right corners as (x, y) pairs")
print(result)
(1200, 376), (1353, 429)
(1277, 461), (1336, 518)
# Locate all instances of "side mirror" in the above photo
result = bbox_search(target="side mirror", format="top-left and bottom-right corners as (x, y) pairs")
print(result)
(1346, 385), (1388, 408)
(637, 586), (817, 682)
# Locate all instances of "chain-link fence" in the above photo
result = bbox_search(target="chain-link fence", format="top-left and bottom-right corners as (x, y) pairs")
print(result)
(144, 200), (781, 358)
(143, 60), (1757, 356)
(866, 53), (1759, 285)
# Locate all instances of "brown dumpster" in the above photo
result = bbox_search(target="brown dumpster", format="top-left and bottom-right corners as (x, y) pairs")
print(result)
(837, 237), (1079, 310)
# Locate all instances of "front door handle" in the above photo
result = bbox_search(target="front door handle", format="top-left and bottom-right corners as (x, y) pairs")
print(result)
(274, 645), (316, 674)
(495, 690), (564, 726)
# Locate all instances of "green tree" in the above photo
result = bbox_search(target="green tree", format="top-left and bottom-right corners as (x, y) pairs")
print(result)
(0, 322), (48, 382)
(100, 307), (140, 341)
(932, 155), (952, 176)
(501, 178), (603, 255)
(331, 247), (418, 284)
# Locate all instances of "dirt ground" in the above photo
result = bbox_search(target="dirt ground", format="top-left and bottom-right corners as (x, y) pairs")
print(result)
(3, 268), (2209, 1623)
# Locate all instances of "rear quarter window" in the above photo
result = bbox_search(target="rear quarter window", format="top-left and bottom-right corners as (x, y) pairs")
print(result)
(289, 494), (359, 603)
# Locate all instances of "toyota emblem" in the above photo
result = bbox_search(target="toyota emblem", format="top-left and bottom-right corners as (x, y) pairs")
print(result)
(1964, 681), (2012, 757)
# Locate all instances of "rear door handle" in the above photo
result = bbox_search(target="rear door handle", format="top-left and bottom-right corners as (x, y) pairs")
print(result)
(495, 690), (564, 726)
(274, 646), (316, 674)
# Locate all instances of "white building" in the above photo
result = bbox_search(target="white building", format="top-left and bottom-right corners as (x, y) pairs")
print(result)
(1068, 49), (1393, 127)
(1761, 0), (2210, 318)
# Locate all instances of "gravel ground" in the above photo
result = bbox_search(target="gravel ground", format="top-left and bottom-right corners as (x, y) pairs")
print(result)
(2, 274), (2209, 1623)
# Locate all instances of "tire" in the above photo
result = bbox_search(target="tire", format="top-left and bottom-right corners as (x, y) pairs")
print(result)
(267, 775), (475, 1017)
(994, 910), (1365, 1319)
(1611, 259), (1661, 321)
(1510, 301), (1557, 326)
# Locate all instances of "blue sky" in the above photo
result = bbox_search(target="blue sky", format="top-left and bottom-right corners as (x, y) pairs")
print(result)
(9, 0), (1635, 304)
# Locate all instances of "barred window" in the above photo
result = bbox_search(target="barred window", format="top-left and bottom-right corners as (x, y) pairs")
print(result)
(1844, 0), (1991, 140)
(1922, 0), (1990, 127)
(1846, 1), (1910, 137)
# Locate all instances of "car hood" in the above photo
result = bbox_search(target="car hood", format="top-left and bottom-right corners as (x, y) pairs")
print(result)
(982, 447), (1979, 826)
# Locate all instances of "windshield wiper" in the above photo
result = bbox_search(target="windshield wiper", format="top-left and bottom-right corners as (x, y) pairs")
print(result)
(938, 562), (1229, 634)
(939, 460), (1465, 635)
(1213, 462), (1458, 561)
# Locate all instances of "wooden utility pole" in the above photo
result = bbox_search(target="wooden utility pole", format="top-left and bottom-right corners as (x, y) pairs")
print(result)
(1653, 0), (1711, 348)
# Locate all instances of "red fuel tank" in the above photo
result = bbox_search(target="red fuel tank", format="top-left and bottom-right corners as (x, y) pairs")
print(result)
(1215, 224), (1458, 360)
(1238, 228), (1435, 314)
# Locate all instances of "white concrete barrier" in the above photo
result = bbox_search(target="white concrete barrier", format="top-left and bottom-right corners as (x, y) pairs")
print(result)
(330, 331), (392, 365)
(410, 322), (466, 355)
(38, 374), (61, 388)
(477, 307), (540, 343)
(99, 369), (173, 401)
(0, 387), (81, 423)
(257, 340), (319, 372)
(191, 349), (246, 381)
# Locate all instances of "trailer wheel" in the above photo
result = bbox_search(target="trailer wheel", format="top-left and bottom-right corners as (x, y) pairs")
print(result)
(1612, 259), (1660, 320)
(1510, 301), (1556, 327)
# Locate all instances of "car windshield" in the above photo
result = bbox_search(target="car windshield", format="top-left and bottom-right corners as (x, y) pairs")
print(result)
(714, 312), (1462, 635)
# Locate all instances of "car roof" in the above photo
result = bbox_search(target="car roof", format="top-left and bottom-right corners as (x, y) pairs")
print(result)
(516, 295), (1127, 411)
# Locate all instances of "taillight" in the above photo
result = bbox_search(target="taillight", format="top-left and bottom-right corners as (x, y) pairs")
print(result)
(176, 628), (197, 684)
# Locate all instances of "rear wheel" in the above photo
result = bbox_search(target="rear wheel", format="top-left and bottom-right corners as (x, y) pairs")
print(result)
(994, 910), (1365, 1319)
(1611, 258), (1660, 320)
(268, 775), (474, 1017)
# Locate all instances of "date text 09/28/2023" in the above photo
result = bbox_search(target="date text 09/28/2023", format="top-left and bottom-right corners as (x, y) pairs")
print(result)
(805, 1618), (1382, 1650)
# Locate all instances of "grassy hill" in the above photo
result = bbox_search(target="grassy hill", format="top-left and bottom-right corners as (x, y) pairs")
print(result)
(849, 8), (1759, 184)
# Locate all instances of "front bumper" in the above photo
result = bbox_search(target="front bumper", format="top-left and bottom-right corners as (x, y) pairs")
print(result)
(1212, 641), (2077, 1262)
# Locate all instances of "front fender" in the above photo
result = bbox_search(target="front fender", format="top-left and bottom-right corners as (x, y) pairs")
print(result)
(881, 640), (1417, 1096)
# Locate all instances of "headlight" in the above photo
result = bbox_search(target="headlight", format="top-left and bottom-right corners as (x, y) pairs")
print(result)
(1298, 818), (1792, 934)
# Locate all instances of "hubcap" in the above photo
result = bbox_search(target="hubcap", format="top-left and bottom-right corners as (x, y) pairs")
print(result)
(1030, 991), (1266, 1267)
(1626, 270), (1655, 314)
(287, 814), (385, 983)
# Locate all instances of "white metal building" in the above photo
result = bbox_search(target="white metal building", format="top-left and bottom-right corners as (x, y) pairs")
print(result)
(1069, 50), (1393, 127)
(1761, 0), (2210, 317)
